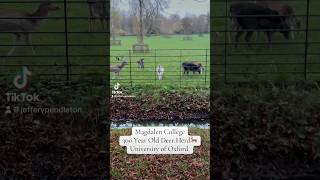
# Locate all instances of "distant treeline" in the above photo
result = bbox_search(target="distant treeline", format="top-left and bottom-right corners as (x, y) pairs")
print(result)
(111, 10), (210, 36)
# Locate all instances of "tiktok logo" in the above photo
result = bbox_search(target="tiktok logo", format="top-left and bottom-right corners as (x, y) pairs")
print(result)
(13, 66), (31, 90)
(114, 82), (120, 90)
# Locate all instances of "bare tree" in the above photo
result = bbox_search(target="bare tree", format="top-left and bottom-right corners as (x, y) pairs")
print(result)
(130, 0), (168, 43)
(116, 0), (209, 38)
(160, 17), (173, 37)
(181, 16), (193, 35)
(87, 0), (108, 32)
(110, 8), (122, 40)
(144, 0), (168, 35)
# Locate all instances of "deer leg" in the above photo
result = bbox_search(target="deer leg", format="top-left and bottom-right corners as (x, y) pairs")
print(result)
(100, 18), (106, 31)
(89, 19), (94, 32)
(6, 34), (21, 56)
(88, 18), (92, 32)
(235, 31), (244, 48)
(229, 18), (238, 45)
(290, 24), (295, 40)
(228, 19), (234, 44)
(93, 19), (97, 32)
(88, 6), (94, 32)
(105, 19), (108, 32)
(256, 30), (262, 41)
(25, 34), (36, 55)
(245, 31), (253, 47)
(265, 31), (272, 48)
(89, 16), (96, 32)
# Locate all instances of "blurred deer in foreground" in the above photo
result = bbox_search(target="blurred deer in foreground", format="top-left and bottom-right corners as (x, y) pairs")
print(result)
(87, 0), (108, 32)
(229, 0), (301, 43)
(256, 0), (301, 39)
(0, 0), (59, 57)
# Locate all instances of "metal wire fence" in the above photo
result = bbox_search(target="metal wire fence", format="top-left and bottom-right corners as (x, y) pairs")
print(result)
(0, 0), (109, 82)
(3, 0), (316, 84)
(110, 49), (210, 88)
(211, 0), (320, 82)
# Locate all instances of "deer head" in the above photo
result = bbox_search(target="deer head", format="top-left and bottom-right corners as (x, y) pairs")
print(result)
(41, 0), (60, 11)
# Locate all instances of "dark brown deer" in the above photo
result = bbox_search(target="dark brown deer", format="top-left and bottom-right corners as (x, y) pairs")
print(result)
(137, 58), (144, 70)
(230, 1), (300, 44)
(230, 2), (290, 47)
(256, 1), (301, 39)
(182, 61), (204, 75)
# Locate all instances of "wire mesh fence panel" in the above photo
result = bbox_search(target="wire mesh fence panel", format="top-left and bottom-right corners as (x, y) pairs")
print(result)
(110, 49), (210, 88)
(211, 0), (320, 82)
(0, 0), (109, 83)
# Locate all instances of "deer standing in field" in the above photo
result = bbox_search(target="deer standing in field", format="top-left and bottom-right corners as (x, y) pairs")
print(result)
(182, 61), (204, 75)
(137, 58), (144, 70)
(110, 58), (128, 78)
(87, 0), (108, 32)
(156, 65), (164, 80)
(0, 0), (59, 57)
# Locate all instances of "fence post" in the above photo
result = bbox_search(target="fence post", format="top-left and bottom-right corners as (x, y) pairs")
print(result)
(155, 49), (157, 86)
(180, 49), (182, 88)
(224, 0), (228, 83)
(205, 49), (208, 86)
(304, 0), (310, 80)
(63, 0), (69, 81)
(129, 50), (132, 87)
(69, 64), (71, 81)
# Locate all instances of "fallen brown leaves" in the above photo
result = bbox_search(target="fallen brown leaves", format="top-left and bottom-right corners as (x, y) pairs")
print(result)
(110, 129), (210, 180)
(0, 117), (108, 179)
(111, 89), (209, 121)
(0, 82), (108, 179)
(211, 82), (320, 179)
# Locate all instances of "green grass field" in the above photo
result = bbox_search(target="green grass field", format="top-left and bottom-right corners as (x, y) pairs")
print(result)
(110, 34), (210, 88)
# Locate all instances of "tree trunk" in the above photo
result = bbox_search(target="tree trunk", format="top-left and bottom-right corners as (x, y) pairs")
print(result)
(138, 0), (144, 44)
(111, 24), (116, 41)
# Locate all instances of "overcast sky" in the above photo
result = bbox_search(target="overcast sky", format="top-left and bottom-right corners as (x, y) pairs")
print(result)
(117, 0), (210, 17)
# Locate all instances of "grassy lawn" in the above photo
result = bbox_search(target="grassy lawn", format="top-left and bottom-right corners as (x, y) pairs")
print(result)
(110, 128), (210, 180)
(211, 0), (320, 81)
(110, 34), (210, 88)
